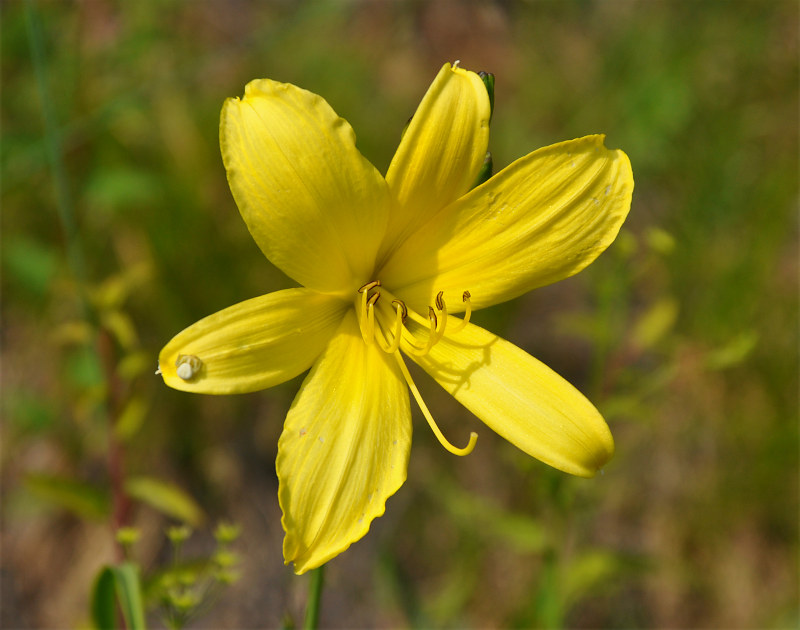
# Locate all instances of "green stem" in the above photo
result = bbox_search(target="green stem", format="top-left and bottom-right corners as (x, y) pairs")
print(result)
(303, 565), (325, 630)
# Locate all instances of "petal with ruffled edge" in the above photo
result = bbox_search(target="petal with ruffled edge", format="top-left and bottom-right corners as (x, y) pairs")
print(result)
(159, 289), (347, 394)
(404, 319), (614, 477)
(379, 62), (491, 261)
(278, 311), (412, 573)
(381, 135), (633, 313)
(221, 79), (391, 295)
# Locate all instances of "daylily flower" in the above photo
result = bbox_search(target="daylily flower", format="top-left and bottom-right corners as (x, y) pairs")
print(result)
(158, 62), (633, 573)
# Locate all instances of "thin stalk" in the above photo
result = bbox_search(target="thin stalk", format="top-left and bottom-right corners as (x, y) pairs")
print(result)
(303, 565), (325, 630)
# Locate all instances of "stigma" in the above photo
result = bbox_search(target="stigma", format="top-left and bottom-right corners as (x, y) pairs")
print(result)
(356, 281), (477, 457)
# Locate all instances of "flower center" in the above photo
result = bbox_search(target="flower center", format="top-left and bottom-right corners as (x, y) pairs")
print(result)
(355, 280), (477, 457)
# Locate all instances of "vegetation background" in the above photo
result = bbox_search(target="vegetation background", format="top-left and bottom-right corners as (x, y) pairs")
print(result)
(2, 0), (797, 628)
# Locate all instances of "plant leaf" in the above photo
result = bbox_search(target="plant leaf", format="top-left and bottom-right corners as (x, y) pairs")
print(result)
(112, 563), (147, 630)
(125, 476), (205, 527)
(24, 474), (110, 520)
(90, 566), (117, 630)
(90, 563), (147, 630)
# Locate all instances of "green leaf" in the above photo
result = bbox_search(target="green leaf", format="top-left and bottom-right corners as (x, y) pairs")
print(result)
(125, 476), (205, 527)
(24, 474), (110, 520)
(90, 564), (147, 630)
(705, 330), (759, 370)
(562, 550), (620, 608)
(64, 345), (105, 390)
(3, 236), (58, 297)
(90, 566), (117, 630)
(115, 397), (147, 442)
(112, 563), (147, 630)
(632, 298), (679, 349)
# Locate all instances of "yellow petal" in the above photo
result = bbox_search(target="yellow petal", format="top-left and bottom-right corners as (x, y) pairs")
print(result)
(379, 62), (491, 261)
(405, 319), (614, 477)
(221, 79), (391, 294)
(158, 289), (347, 394)
(278, 311), (412, 573)
(381, 135), (634, 313)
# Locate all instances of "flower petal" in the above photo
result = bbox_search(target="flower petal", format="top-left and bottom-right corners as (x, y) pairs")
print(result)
(379, 62), (491, 261)
(405, 319), (614, 477)
(381, 135), (634, 313)
(158, 289), (347, 394)
(221, 79), (391, 294)
(278, 311), (412, 573)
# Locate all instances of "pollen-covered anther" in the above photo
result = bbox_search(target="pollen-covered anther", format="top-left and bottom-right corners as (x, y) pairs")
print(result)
(358, 280), (381, 293)
(357, 281), (384, 345)
(175, 354), (203, 381)
(391, 299), (407, 321)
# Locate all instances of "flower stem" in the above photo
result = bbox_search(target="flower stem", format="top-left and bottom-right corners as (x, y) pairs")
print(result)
(303, 565), (325, 630)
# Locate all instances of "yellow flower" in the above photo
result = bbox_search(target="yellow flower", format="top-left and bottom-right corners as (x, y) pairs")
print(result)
(158, 62), (634, 574)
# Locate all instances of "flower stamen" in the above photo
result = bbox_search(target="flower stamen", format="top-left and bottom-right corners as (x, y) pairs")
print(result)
(365, 291), (379, 345)
(400, 307), (440, 356)
(358, 280), (381, 293)
(391, 299), (407, 321)
(375, 299), (404, 354)
(359, 287), (471, 356)
(358, 284), (381, 345)
(448, 291), (472, 333)
(393, 351), (477, 456)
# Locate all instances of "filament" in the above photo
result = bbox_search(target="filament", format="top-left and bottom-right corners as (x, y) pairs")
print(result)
(375, 301), (404, 354)
(358, 285), (472, 357)
(358, 286), (371, 344)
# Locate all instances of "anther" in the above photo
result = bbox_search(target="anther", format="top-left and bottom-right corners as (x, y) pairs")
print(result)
(435, 291), (444, 311)
(358, 280), (381, 293)
(449, 290), (473, 333)
(391, 299), (407, 322)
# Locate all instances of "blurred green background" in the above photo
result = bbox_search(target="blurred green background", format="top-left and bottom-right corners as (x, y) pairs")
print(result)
(2, 0), (797, 628)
